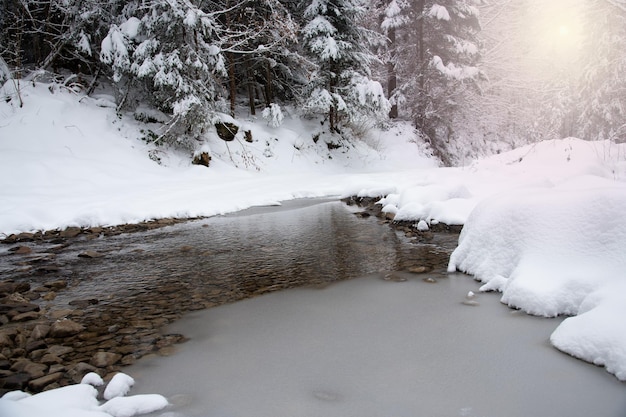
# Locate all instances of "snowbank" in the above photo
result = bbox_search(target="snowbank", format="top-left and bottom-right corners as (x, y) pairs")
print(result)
(448, 178), (626, 380)
(0, 373), (168, 417)
(0, 81), (434, 235)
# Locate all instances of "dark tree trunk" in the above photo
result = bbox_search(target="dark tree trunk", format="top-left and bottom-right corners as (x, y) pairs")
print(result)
(387, 26), (398, 119)
(228, 52), (236, 117)
(245, 58), (255, 115)
(415, 0), (426, 129)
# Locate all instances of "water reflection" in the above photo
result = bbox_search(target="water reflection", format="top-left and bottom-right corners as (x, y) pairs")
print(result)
(0, 199), (458, 320)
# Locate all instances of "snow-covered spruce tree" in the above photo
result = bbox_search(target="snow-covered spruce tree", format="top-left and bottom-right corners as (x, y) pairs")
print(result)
(217, 0), (302, 116)
(300, 0), (390, 133)
(574, 0), (626, 142)
(0, 0), (122, 80)
(382, 0), (481, 162)
(100, 0), (228, 146)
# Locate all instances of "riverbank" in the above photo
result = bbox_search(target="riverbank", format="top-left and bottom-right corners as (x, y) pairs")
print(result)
(0, 197), (459, 395)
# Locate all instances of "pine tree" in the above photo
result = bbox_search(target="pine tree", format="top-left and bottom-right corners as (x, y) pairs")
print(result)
(382, 0), (481, 158)
(100, 0), (228, 144)
(217, 0), (301, 116)
(575, 0), (626, 141)
(300, 0), (389, 133)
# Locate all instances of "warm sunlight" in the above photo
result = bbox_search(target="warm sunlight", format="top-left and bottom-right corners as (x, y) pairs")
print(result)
(523, 0), (585, 77)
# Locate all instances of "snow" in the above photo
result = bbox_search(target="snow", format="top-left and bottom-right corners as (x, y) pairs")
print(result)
(104, 373), (135, 400)
(1, 80), (626, 412)
(429, 4), (451, 21)
(81, 373), (105, 387)
(0, 376), (167, 417)
(448, 180), (626, 380)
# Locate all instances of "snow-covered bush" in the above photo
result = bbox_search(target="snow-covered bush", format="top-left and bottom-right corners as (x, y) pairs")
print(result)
(262, 103), (284, 128)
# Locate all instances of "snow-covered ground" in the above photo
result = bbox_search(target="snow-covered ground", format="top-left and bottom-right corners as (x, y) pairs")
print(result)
(1, 81), (625, 415)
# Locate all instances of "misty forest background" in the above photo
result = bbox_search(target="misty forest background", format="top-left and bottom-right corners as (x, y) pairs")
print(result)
(1, 0), (625, 165)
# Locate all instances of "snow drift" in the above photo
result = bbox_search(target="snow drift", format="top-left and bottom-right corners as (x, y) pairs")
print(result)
(448, 178), (626, 380)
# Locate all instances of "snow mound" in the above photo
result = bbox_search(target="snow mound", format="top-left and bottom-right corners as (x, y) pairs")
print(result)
(104, 373), (135, 400)
(378, 182), (475, 225)
(0, 373), (167, 417)
(448, 178), (626, 380)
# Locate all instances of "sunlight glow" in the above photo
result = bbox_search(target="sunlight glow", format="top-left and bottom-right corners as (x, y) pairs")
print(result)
(524, 0), (585, 74)
(558, 25), (570, 36)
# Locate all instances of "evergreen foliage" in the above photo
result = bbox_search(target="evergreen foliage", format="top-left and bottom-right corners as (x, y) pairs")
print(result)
(300, 0), (389, 132)
(381, 0), (481, 158)
(1, 0), (624, 163)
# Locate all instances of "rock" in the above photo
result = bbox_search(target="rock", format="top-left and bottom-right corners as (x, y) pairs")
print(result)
(12, 311), (40, 322)
(91, 352), (122, 368)
(215, 121), (238, 141)
(59, 227), (81, 238)
(25, 339), (47, 353)
(48, 309), (74, 320)
(46, 345), (74, 357)
(68, 362), (98, 383)
(192, 152), (211, 167)
(44, 280), (67, 290)
(30, 324), (50, 341)
(42, 291), (57, 301)
(15, 232), (36, 242)
(78, 250), (104, 259)
(49, 364), (65, 374)
(408, 266), (429, 274)
(69, 299), (98, 308)
(0, 329), (17, 348)
(158, 346), (177, 356)
(40, 354), (62, 365)
(244, 130), (253, 143)
(35, 264), (60, 274)
(49, 319), (85, 338)
(11, 359), (48, 379)
(11, 246), (33, 255)
(28, 372), (63, 391)
(1, 372), (31, 390)
(0, 281), (15, 295)
(24, 291), (41, 301)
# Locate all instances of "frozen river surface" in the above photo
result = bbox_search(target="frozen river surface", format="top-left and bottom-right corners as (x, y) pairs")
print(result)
(126, 200), (625, 417)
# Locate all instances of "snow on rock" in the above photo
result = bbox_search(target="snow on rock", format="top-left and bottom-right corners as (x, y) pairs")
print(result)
(378, 182), (474, 224)
(0, 374), (167, 417)
(103, 373), (135, 400)
(448, 178), (626, 380)
(99, 394), (169, 417)
(81, 372), (105, 387)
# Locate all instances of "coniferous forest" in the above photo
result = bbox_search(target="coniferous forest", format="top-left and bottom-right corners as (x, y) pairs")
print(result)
(1, 0), (625, 164)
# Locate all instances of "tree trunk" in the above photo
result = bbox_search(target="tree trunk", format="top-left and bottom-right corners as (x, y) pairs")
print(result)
(264, 63), (273, 107)
(245, 58), (255, 115)
(228, 52), (236, 117)
(415, 0), (426, 129)
(387, 26), (398, 119)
